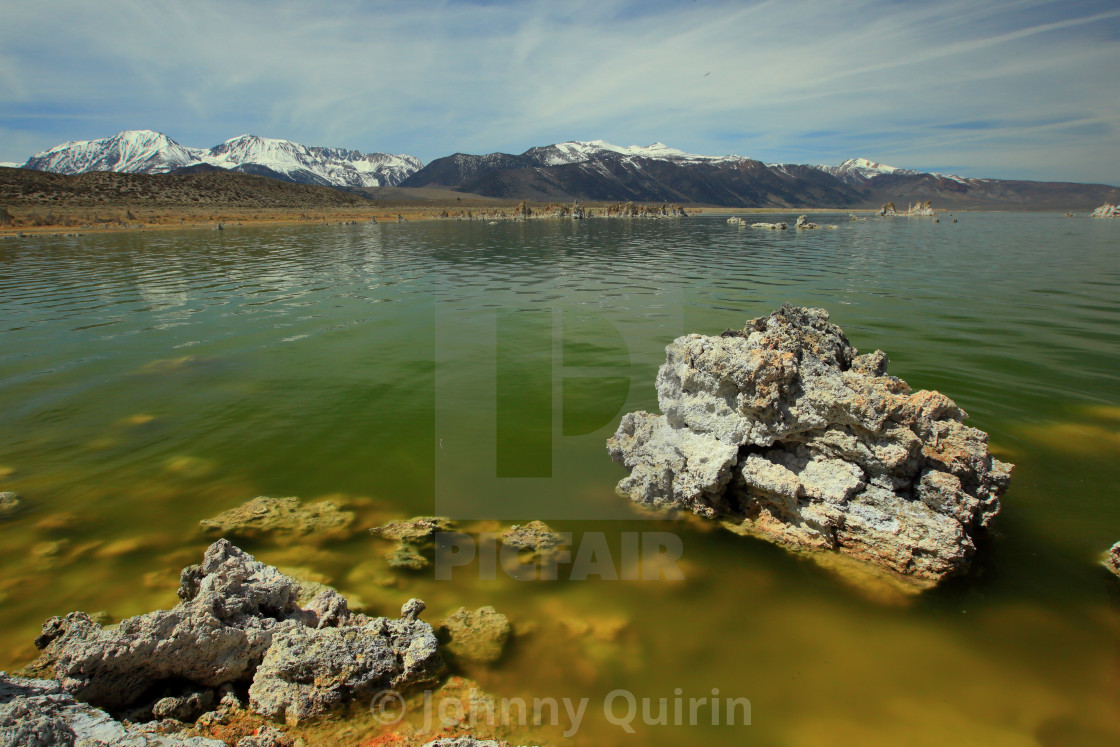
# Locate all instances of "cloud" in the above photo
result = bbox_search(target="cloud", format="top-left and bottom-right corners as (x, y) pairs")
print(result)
(1, 0), (1117, 183)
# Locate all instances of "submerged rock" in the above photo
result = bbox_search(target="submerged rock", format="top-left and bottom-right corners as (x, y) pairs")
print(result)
(199, 496), (355, 541)
(0, 492), (22, 518)
(500, 521), (564, 560)
(0, 672), (225, 746)
(751, 222), (787, 230)
(438, 607), (511, 665)
(28, 540), (442, 724)
(371, 516), (456, 570)
(607, 305), (1013, 588)
(1104, 541), (1120, 578)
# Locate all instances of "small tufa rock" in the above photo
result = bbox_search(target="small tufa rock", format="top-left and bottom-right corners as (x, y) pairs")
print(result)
(152, 688), (216, 723)
(371, 516), (456, 570)
(437, 607), (511, 665)
(500, 521), (563, 560)
(0, 491), (22, 518)
(237, 725), (295, 747)
(401, 598), (426, 621)
(1104, 541), (1120, 578)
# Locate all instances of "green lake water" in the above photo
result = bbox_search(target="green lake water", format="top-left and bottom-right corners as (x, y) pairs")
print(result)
(0, 213), (1118, 745)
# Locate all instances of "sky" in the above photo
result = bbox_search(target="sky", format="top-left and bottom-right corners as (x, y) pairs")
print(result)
(1, 0), (1118, 183)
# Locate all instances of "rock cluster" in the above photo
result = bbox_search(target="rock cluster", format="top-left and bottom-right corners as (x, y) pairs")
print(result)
(604, 202), (687, 218)
(607, 305), (1013, 587)
(751, 221), (787, 230)
(0, 672), (225, 746)
(1091, 203), (1117, 218)
(907, 200), (935, 216)
(29, 540), (442, 726)
(794, 215), (819, 229)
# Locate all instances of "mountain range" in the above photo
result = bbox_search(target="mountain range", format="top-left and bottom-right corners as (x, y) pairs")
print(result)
(11, 132), (1119, 209)
(401, 142), (1120, 209)
(19, 130), (421, 188)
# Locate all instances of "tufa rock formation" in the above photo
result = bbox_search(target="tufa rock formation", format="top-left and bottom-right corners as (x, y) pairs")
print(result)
(199, 496), (355, 542)
(0, 672), (225, 746)
(371, 516), (457, 570)
(0, 492), (22, 518)
(28, 539), (442, 725)
(437, 607), (512, 665)
(907, 200), (935, 216)
(1091, 203), (1117, 218)
(1104, 541), (1120, 578)
(607, 305), (1012, 588)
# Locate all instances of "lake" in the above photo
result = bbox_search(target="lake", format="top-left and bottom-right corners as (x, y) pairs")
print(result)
(1, 213), (1118, 745)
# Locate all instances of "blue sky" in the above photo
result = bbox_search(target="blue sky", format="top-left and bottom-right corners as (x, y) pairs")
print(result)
(2, 0), (1118, 183)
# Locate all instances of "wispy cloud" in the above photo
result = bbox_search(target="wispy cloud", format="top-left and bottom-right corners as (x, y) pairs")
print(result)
(1, 0), (1116, 183)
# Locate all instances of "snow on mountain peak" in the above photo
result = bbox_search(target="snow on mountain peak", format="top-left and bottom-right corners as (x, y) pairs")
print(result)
(527, 139), (744, 166)
(815, 157), (919, 185)
(20, 130), (423, 187)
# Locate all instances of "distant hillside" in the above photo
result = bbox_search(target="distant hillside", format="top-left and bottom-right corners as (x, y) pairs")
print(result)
(0, 167), (374, 209)
(404, 141), (1120, 209)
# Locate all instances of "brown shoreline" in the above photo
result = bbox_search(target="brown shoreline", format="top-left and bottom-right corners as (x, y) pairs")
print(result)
(0, 204), (886, 237)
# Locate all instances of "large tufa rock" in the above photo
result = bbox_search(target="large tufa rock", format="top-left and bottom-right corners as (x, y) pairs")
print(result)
(29, 540), (441, 724)
(0, 672), (225, 746)
(607, 305), (1013, 587)
(1091, 203), (1117, 218)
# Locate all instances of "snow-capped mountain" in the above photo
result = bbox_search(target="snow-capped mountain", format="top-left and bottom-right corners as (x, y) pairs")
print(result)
(24, 131), (202, 176)
(403, 140), (859, 206)
(813, 157), (920, 185)
(524, 140), (743, 166)
(403, 140), (1120, 208)
(201, 135), (421, 188)
(20, 130), (422, 187)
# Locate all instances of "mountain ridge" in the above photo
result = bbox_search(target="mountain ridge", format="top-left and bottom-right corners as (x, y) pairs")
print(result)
(15, 133), (1120, 209)
(21, 130), (422, 188)
(402, 140), (1120, 209)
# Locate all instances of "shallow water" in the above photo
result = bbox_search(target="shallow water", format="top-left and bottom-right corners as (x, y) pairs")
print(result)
(1, 213), (1118, 745)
